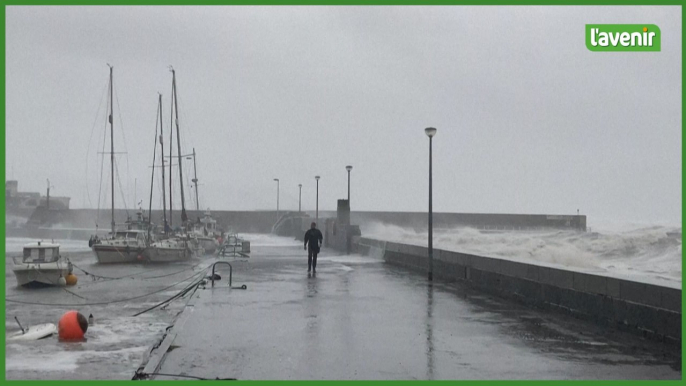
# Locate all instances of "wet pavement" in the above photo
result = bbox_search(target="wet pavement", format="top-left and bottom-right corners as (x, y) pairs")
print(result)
(154, 244), (681, 380)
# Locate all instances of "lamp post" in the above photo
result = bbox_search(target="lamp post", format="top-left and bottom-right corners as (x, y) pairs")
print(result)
(298, 184), (302, 213)
(345, 165), (353, 204)
(425, 127), (437, 281)
(315, 176), (320, 222)
(273, 178), (280, 222)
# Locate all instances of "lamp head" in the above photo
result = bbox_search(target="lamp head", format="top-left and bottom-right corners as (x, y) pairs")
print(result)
(425, 127), (437, 138)
(346, 165), (353, 172)
(315, 176), (320, 180)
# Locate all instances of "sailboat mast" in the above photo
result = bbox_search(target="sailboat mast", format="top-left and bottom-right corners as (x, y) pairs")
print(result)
(171, 68), (188, 224)
(169, 72), (174, 228)
(192, 148), (199, 211)
(109, 65), (115, 235)
(148, 96), (159, 238)
(159, 93), (167, 232)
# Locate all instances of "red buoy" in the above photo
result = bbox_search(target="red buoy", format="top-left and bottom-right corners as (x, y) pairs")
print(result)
(58, 311), (88, 341)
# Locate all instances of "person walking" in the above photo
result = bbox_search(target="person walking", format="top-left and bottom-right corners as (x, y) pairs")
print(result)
(304, 222), (323, 273)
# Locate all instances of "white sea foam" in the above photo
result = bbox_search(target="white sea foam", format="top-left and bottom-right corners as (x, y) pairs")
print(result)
(239, 233), (302, 247)
(361, 222), (682, 286)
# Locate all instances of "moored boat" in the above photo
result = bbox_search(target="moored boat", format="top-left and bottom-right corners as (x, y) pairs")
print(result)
(191, 211), (221, 254)
(143, 236), (194, 263)
(12, 241), (72, 287)
(90, 229), (149, 264)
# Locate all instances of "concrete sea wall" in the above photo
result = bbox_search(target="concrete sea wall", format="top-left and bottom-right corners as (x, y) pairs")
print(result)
(354, 237), (682, 344)
(18, 207), (586, 235)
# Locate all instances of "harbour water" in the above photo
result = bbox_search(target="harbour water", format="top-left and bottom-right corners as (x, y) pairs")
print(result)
(4, 235), (275, 380)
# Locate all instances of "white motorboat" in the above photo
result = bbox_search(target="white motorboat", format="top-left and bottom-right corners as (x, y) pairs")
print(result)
(191, 211), (221, 254)
(12, 241), (72, 287)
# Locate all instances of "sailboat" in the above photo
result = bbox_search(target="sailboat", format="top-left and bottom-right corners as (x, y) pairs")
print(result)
(143, 67), (197, 262)
(181, 149), (220, 254)
(90, 65), (151, 264)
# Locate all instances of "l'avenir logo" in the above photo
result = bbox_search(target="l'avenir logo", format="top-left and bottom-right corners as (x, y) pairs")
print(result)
(586, 24), (661, 51)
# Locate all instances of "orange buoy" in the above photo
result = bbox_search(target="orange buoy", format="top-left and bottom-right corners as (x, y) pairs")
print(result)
(58, 311), (88, 341)
(65, 273), (78, 286)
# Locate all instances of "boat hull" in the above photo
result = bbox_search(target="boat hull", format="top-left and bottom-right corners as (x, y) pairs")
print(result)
(197, 237), (218, 254)
(92, 245), (144, 264)
(12, 265), (70, 287)
(143, 245), (192, 263)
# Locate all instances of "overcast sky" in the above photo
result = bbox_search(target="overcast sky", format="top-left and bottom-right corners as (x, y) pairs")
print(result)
(5, 6), (681, 225)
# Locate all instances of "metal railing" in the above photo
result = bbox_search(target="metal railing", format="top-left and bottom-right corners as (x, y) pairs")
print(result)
(209, 261), (247, 290)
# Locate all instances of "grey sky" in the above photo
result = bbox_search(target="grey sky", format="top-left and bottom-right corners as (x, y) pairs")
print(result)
(5, 6), (681, 225)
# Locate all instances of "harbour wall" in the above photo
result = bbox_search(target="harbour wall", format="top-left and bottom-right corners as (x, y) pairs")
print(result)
(15, 207), (586, 236)
(353, 237), (682, 344)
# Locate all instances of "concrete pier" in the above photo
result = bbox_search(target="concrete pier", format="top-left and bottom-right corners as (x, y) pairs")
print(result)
(139, 243), (680, 380)
(354, 237), (682, 344)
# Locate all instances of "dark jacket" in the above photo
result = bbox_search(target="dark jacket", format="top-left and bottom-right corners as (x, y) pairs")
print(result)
(304, 228), (323, 250)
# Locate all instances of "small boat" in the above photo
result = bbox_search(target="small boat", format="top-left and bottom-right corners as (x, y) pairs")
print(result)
(191, 211), (221, 254)
(217, 233), (250, 257)
(12, 241), (72, 287)
(7, 323), (58, 341)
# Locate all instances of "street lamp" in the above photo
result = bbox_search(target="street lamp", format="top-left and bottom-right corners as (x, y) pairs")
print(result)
(273, 178), (280, 222)
(345, 165), (353, 204)
(315, 176), (320, 222)
(425, 127), (437, 281)
(298, 184), (302, 213)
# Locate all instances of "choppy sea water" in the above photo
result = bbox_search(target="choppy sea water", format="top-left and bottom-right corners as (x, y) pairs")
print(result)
(361, 221), (682, 288)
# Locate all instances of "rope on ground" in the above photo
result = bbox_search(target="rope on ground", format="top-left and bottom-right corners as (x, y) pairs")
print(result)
(138, 261), (205, 280)
(71, 261), (202, 282)
(133, 371), (236, 380)
(5, 269), (208, 307)
(133, 265), (213, 316)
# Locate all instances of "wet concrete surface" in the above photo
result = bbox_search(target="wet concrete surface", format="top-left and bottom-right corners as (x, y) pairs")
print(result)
(5, 244), (213, 380)
(156, 245), (681, 380)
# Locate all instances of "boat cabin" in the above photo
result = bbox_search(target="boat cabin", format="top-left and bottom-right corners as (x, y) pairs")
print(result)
(195, 211), (218, 235)
(21, 242), (61, 264)
(113, 230), (148, 241)
(125, 210), (151, 231)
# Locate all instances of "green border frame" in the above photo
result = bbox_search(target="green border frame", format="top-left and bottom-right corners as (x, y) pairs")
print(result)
(1, 1), (683, 384)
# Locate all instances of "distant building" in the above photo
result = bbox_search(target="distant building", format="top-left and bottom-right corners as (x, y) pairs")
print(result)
(6, 180), (71, 216)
